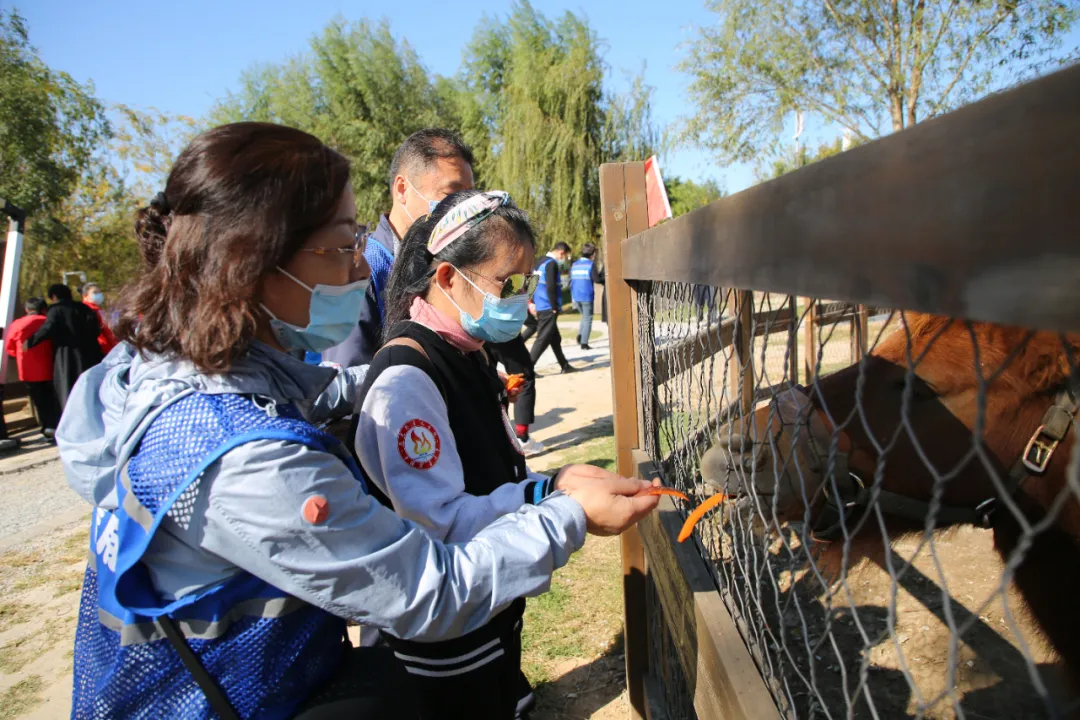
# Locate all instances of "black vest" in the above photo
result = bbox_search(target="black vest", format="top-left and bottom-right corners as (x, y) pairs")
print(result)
(356, 321), (528, 508)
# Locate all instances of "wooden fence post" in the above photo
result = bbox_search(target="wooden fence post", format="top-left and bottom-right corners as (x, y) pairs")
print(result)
(600, 162), (650, 719)
(802, 298), (817, 384)
(787, 295), (799, 385)
(856, 305), (870, 359)
(734, 291), (755, 416)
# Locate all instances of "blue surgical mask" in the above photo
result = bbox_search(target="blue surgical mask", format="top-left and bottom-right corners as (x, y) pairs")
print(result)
(89, 292), (105, 305)
(439, 268), (530, 343)
(261, 268), (371, 353)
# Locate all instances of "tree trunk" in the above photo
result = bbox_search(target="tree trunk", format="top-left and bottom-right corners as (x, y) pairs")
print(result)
(907, 0), (926, 127)
(890, 0), (905, 132)
(890, 91), (904, 132)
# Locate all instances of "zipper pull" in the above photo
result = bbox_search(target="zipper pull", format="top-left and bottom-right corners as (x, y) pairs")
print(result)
(253, 395), (279, 417)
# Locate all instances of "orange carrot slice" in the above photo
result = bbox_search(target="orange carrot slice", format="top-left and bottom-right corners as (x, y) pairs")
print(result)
(505, 374), (525, 391)
(643, 487), (690, 502)
(678, 493), (728, 543)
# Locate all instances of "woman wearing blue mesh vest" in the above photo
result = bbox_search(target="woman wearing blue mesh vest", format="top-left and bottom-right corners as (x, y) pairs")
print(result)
(56, 122), (659, 720)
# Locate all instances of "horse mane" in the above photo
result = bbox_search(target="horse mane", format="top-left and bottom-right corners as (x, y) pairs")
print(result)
(874, 312), (1080, 396)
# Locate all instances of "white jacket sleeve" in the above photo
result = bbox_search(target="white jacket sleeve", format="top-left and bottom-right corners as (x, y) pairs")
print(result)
(304, 364), (368, 423)
(356, 365), (538, 543)
(197, 439), (586, 642)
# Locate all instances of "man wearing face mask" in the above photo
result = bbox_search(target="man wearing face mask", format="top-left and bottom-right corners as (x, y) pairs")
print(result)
(321, 129), (475, 369)
(80, 283), (119, 356)
(526, 242), (575, 373)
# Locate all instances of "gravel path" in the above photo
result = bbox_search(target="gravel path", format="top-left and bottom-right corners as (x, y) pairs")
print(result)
(0, 430), (88, 548)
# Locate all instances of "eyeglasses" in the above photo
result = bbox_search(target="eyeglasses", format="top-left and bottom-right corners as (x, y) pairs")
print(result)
(465, 268), (540, 299)
(297, 228), (368, 268)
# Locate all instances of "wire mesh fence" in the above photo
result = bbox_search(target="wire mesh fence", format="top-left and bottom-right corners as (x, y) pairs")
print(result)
(635, 280), (1080, 719)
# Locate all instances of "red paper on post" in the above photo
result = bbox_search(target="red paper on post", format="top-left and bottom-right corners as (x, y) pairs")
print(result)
(644, 155), (673, 228)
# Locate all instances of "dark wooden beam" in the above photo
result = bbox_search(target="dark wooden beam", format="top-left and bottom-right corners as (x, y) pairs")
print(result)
(621, 64), (1080, 333)
(635, 452), (783, 720)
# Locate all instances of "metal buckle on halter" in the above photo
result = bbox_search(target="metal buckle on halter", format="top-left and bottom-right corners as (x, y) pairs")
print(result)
(974, 498), (997, 528)
(842, 472), (865, 509)
(1021, 425), (1059, 475)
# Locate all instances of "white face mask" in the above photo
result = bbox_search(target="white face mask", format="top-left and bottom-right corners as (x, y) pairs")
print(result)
(402, 177), (439, 222)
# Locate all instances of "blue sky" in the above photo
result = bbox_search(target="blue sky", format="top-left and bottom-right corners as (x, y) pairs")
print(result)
(17, 0), (758, 190)
(15, 0), (1080, 195)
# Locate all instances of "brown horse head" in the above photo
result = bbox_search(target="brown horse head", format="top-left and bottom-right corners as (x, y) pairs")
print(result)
(704, 312), (1080, 538)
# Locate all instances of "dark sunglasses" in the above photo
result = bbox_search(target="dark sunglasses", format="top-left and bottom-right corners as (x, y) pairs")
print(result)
(466, 268), (540, 299)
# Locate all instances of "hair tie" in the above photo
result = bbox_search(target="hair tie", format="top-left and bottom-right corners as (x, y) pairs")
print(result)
(150, 191), (171, 215)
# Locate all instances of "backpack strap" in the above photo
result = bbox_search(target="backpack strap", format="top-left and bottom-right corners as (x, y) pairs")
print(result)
(155, 617), (241, 720)
(373, 337), (448, 403)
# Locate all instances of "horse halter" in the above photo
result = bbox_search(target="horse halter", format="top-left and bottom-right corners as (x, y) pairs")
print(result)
(790, 385), (1080, 540)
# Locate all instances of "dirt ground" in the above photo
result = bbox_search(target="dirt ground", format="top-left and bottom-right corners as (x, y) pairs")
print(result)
(712, 523), (1068, 719)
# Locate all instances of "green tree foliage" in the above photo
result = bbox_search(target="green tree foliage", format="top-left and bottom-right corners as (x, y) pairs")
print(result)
(213, 5), (661, 252)
(19, 107), (190, 297)
(210, 19), (458, 224)
(0, 10), (109, 216)
(755, 135), (869, 181)
(462, 2), (660, 251)
(0, 9), (117, 296)
(112, 105), (197, 196)
(665, 176), (726, 217)
(681, 0), (1079, 165)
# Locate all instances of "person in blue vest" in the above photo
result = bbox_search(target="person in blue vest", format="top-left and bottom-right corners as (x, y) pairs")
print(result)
(56, 122), (659, 720)
(321, 129), (475, 369)
(527, 241), (575, 372)
(569, 243), (601, 351)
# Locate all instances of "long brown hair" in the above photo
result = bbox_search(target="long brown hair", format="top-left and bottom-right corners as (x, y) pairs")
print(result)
(117, 122), (350, 373)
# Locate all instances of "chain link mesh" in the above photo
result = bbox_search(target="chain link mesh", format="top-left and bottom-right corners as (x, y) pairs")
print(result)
(633, 280), (1080, 719)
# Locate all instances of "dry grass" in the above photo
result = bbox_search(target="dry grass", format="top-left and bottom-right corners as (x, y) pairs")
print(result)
(523, 432), (629, 718)
(0, 675), (44, 720)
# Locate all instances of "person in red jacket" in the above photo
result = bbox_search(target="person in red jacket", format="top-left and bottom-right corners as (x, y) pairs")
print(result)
(80, 283), (118, 355)
(4, 297), (61, 437)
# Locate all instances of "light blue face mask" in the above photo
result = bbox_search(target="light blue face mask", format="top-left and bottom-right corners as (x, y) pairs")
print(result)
(89, 292), (105, 305)
(262, 267), (371, 353)
(439, 267), (530, 344)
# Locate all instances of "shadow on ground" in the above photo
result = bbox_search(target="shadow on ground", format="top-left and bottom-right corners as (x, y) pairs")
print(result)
(531, 632), (626, 720)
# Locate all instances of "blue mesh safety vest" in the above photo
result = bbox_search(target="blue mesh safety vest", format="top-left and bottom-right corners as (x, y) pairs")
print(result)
(569, 259), (594, 303)
(71, 393), (362, 719)
(532, 257), (560, 313)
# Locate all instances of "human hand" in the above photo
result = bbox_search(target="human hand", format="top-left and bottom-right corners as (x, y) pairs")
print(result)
(563, 473), (660, 536)
(503, 373), (525, 402)
(552, 464), (618, 493)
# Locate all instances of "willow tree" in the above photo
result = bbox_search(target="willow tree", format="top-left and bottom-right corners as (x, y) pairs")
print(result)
(682, 0), (1079, 166)
(463, 2), (659, 251)
(210, 20), (457, 223)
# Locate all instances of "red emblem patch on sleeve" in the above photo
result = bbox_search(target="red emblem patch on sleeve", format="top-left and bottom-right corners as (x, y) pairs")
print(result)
(302, 495), (330, 525)
(397, 419), (441, 470)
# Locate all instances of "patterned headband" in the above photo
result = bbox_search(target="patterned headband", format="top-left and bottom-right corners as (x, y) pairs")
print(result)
(427, 191), (511, 256)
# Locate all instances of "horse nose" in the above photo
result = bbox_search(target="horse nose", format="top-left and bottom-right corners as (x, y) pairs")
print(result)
(719, 433), (750, 453)
(718, 433), (767, 471)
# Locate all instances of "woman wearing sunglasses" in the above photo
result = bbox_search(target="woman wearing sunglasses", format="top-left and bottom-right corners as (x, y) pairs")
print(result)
(353, 189), (627, 719)
(57, 125), (659, 720)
